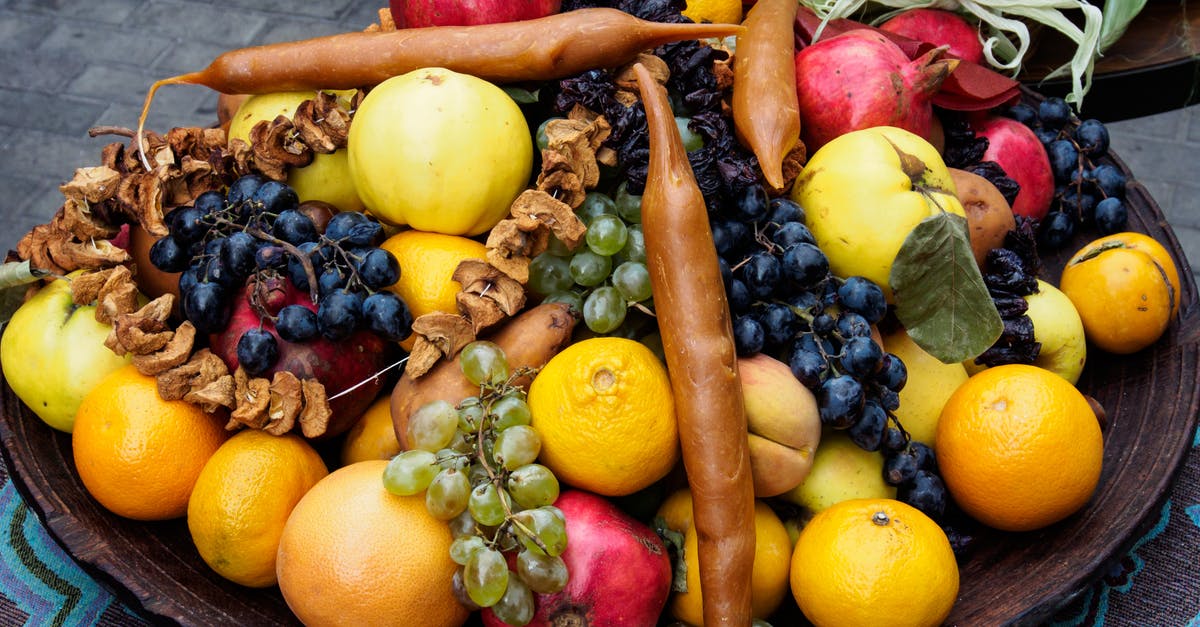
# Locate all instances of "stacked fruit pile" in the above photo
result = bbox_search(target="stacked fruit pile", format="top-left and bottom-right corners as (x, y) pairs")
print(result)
(0, 1), (1187, 626)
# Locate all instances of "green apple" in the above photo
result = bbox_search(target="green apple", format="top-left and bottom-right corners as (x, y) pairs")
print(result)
(228, 90), (364, 214)
(1025, 279), (1087, 384)
(781, 430), (896, 515)
(0, 275), (133, 432)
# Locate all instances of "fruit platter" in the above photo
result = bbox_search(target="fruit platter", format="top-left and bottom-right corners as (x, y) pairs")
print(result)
(1, 1), (1197, 626)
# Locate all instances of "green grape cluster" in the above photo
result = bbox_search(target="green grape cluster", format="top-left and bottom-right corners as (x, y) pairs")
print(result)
(528, 183), (653, 336)
(381, 340), (567, 625)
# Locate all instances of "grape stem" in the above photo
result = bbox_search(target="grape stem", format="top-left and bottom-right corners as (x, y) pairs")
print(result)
(245, 226), (322, 302)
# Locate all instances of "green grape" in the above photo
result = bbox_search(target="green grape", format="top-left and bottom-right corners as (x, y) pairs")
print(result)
(614, 181), (642, 224)
(458, 397), (485, 434)
(513, 506), (567, 557)
(460, 340), (510, 386)
(618, 224), (646, 264)
(449, 509), (477, 539)
(612, 261), (652, 303)
(446, 431), (472, 455)
(469, 482), (510, 527)
(464, 547), (509, 608)
(494, 425), (541, 470)
(585, 214), (628, 256)
(543, 290), (583, 314)
(528, 253), (573, 296)
(426, 467), (471, 520)
(490, 573), (535, 626)
(535, 117), (562, 151)
(675, 116), (705, 152)
(435, 447), (468, 470)
(582, 286), (626, 334)
(507, 463), (560, 509)
(451, 568), (482, 611)
(545, 234), (573, 257)
(516, 549), (569, 594)
(449, 534), (487, 566)
(568, 250), (612, 287)
(382, 450), (439, 496)
(491, 395), (532, 431)
(406, 399), (459, 452)
(575, 191), (616, 225)
(468, 462), (491, 487)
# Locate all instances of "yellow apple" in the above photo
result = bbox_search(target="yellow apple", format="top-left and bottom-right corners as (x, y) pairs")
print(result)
(0, 274), (134, 432)
(883, 326), (969, 448)
(781, 430), (896, 514)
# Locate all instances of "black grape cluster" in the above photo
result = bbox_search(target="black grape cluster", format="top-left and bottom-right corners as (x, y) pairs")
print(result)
(713, 185), (949, 520)
(973, 218), (1044, 368)
(147, 175), (412, 376)
(1005, 97), (1129, 248)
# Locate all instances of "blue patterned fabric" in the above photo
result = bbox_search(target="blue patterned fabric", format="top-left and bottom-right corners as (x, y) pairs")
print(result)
(0, 473), (148, 626)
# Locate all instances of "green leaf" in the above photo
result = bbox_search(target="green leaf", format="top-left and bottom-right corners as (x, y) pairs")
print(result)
(651, 516), (688, 593)
(1100, 0), (1148, 51)
(890, 213), (1003, 364)
(502, 86), (540, 104)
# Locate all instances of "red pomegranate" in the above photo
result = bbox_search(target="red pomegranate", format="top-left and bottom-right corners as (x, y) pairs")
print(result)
(482, 490), (673, 626)
(208, 275), (396, 438)
(794, 28), (958, 152)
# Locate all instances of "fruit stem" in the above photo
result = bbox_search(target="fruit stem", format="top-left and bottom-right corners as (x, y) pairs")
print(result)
(245, 226), (321, 302)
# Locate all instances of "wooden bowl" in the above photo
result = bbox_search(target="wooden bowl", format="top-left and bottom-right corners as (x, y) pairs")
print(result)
(1, 143), (1197, 627)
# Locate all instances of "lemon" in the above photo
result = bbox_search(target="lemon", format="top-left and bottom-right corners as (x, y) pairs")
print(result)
(682, 0), (744, 25)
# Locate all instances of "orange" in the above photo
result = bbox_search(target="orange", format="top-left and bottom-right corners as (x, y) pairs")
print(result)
(527, 337), (678, 496)
(682, 0), (743, 24)
(936, 364), (1103, 531)
(1059, 232), (1179, 354)
(187, 430), (328, 588)
(379, 229), (488, 349)
(666, 494), (792, 624)
(71, 364), (229, 521)
(655, 487), (695, 534)
(790, 498), (959, 627)
(339, 393), (402, 466)
(275, 460), (468, 627)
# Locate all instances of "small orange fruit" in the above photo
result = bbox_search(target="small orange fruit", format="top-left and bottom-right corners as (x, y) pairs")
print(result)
(275, 460), (468, 627)
(1060, 232), (1179, 354)
(936, 364), (1103, 531)
(379, 229), (488, 348)
(339, 393), (402, 466)
(528, 337), (678, 496)
(668, 495), (792, 624)
(790, 498), (959, 627)
(72, 364), (229, 521)
(188, 430), (328, 588)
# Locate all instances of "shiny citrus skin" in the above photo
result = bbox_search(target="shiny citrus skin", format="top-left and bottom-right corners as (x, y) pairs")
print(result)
(339, 393), (402, 466)
(188, 430), (327, 588)
(790, 498), (959, 627)
(1060, 233), (1177, 354)
(936, 364), (1103, 531)
(1096, 232), (1182, 316)
(670, 498), (792, 624)
(380, 230), (488, 320)
(71, 365), (229, 521)
(275, 460), (468, 627)
(528, 337), (678, 496)
(682, 0), (743, 24)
